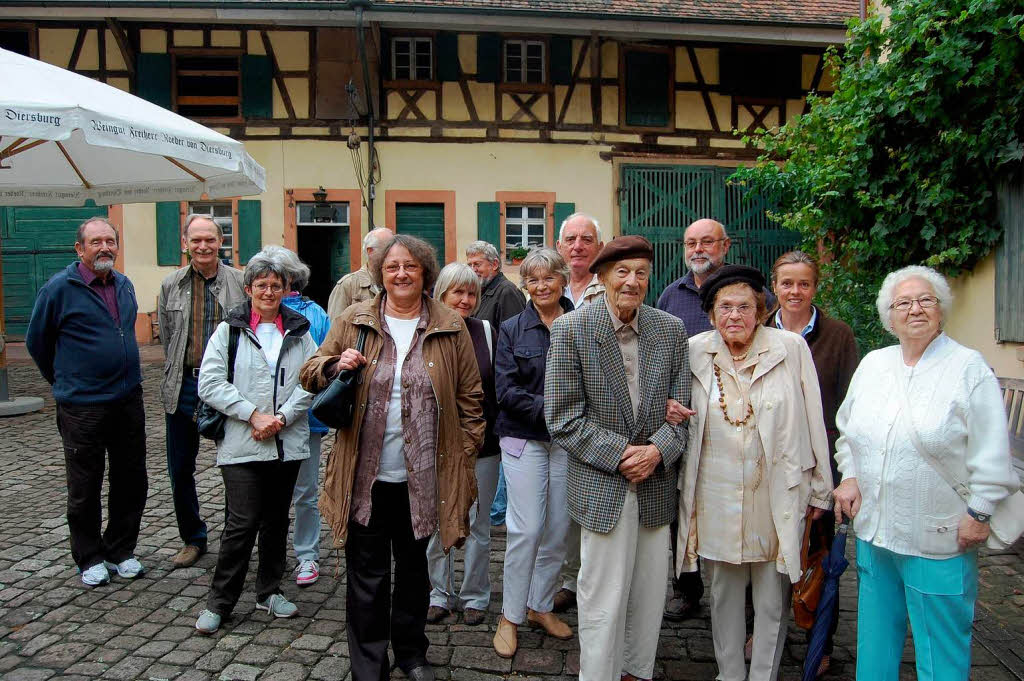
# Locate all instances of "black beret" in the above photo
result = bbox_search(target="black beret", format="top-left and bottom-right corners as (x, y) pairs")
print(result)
(588, 235), (654, 273)
(699, 264), (766, 313)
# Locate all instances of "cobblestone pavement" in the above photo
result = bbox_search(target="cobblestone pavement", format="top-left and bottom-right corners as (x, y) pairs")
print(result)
(1, 361), (1023, 681)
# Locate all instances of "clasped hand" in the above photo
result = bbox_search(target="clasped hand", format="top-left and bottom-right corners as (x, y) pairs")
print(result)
(249, 410), (283, 441)
(619, 444), (661, 482)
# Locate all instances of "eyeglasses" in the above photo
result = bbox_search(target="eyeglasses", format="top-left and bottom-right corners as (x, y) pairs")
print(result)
(890, 296), (939, 312)
(384, 262), (421, 274)
(525, 275), (561, 288)
(716, 303), (755, 317)
(252, 283), (284, 294)
(684, 237), (727, 249)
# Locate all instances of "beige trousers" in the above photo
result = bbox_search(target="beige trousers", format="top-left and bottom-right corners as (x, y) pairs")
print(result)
(707, 559), (791, 681)
(559, 518), (581, 592)
(578, 488), (669, 681)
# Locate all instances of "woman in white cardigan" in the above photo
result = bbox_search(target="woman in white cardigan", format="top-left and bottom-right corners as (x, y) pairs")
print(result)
(833, 265), (1018, 681)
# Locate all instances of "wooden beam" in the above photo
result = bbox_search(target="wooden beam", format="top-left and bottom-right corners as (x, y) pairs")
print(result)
(105, 18), (135, 77)
(803, 54), (826, 115)
(686, 46), (720, 132)
(508, 93), (541, 123)
(395, 90), (427, 121)
(260, 30), (296, 119)
(557, 38), (589, 126)
(589, 33), (601, 129)
(68, 28), (86, 71)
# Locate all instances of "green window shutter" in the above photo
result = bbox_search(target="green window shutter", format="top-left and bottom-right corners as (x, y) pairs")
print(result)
(996, 177), (1024, 342)
(136, 53), (171, 110)
(553, 202), (576, 238)
(551, 37), (573, 86)
(624, 50), (670, 128)
(477, 201), (500, 250)
(476, 33), (500, 83)
(156, 202), (181, 266)
(437, 32), (459, 81)
(241, 55), (273, 119)
(237, 200), (262, 265)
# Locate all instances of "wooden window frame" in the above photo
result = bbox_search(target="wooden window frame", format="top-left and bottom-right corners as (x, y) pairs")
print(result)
(386, 34), (437, 88)
(171, 48), (244, 124)
(177, 198), (242, 267)
(498, 35), (551, 94)
(496, 191), (556, 260)
(618, 43), (675, 133)
(284, 188), (364, 271)
(384, 190), (456, 264)
(0, 21), (38, 58)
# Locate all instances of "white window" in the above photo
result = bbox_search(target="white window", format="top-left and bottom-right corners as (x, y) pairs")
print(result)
(297, 201), (349, 226)
(392, 37), (433, 81)
(189, 201), (233, 263)
(504, 40), (545, 84)
(505, 205), (546, 258)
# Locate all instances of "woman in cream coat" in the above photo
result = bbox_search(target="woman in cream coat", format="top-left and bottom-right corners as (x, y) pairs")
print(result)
(675, 265), (833, 681)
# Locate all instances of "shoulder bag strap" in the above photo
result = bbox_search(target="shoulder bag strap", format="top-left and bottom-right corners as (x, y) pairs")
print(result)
(226, 325), (241, 385)
(893, 355), (972, 504)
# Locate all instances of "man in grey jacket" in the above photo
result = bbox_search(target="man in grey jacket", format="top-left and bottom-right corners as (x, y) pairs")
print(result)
(158, 214), (245, 568)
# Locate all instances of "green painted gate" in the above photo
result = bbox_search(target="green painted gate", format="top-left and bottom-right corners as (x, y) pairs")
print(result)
(395, 203), (445, 263)
(619, 164), (799, 305)
(1, 205), (107, 339)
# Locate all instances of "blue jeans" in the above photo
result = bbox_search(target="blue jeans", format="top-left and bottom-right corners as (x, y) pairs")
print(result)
(490, 462), (507, 525)
(855, 539), (977, 681)
(164, 375), (207, 550)
(291, 430), (322, 562)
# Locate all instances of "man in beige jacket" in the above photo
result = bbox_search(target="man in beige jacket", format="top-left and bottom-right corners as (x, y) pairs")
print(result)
(326, 227), (392, 319)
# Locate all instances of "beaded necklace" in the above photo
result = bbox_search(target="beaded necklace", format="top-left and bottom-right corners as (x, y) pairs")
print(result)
(713, 363), (755, 427)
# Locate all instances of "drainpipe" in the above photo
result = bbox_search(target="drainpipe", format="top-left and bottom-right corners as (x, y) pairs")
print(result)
(351, 0), (377, 228)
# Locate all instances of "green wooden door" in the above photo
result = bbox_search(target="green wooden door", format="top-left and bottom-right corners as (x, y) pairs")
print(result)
(328, 227), (351, 285)
(395, 203), (445, 263)
(1, 205), (107, 339)
(619, 164), (798, 305)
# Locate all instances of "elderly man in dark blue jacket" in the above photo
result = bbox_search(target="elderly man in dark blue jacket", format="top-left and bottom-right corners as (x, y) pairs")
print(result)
(26, 217), (148, 588)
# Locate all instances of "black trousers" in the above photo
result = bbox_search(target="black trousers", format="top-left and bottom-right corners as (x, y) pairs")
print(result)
(56, 388), (148, 570)
(164, 375), (208, 551)
(346, 481), (430, 680)
(670, 518), (705, 602)
(207, 459), (301, 616)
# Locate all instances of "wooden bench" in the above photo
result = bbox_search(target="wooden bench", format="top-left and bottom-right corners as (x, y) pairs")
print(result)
(999, 377), (1024, 481)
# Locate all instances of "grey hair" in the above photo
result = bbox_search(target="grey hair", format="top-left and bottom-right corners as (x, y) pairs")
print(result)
(362, 227), (391, 255)
(183, 213), (222, 239)
(243, 246), (291, 289)
(76, 216), (119, 245)
(876, 265), (953, 334)
(519, 248), (570, 289)
(466, 240), (500, 264)
(261, 244), (311, 292)
(558, 212), (603, 243)
(434, 262), (482, 315)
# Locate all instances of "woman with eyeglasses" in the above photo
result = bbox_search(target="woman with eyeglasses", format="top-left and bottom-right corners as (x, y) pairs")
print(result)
(194, 246), (318, 635)
(832, 266), (1018, 681)
(675, 264), (833, 681)
(300, 234), (484, 681)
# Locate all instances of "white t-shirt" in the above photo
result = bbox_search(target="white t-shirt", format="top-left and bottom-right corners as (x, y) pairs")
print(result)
(377, 315), (419, 483)
(255, 322), (283, 369)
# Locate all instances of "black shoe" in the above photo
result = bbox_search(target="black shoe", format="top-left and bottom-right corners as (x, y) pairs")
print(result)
(663, 594), (700, 621)
(552, 587), (576, 613)
(407, 664), (435, 681)
(463, 607), (486, 626)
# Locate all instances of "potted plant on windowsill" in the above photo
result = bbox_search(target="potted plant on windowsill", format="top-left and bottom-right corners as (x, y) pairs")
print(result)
(509, 247), (529, 264)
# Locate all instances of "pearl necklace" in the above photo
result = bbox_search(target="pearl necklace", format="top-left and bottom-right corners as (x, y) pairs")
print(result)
(714, 363), (755, 427)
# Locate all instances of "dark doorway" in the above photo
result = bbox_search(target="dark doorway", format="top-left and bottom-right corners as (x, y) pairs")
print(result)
(297, 224), (349, 310)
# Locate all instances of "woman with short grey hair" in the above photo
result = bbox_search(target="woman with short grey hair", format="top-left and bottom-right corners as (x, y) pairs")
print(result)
(194, 246), (319, 635)
(426, 262), (499, 626)
(263, 245), (331, 588)
(834, 265), (1018, 681)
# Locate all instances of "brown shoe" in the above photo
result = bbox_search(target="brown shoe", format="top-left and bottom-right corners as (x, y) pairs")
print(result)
(552, 587), (577, 613)
(172, 545), (204, 569)
(493, 615), (518, 658)
(527, 609), (573, 640)
(463, 608), (486, 626)
(425, 605), (450, 623)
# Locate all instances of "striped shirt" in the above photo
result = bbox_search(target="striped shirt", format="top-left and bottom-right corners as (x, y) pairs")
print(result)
(183, 266), (223, 371)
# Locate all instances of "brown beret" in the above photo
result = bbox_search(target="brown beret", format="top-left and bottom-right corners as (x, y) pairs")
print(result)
(588, 235), (654, 273)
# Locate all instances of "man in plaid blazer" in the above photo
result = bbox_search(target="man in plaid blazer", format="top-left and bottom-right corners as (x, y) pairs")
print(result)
(545, 236), (690, 681)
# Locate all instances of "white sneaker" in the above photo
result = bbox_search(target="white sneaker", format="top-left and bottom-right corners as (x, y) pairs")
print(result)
(296, 559), (319, 587)
(256, 593), (298, 618)
(80, 562), (110, 587)
(103, 557), (144, 579)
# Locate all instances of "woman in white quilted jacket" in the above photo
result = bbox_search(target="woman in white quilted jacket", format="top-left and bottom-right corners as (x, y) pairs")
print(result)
(833, 265), (1019, 681)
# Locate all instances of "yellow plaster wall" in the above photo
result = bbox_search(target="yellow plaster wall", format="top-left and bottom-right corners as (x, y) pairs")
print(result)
(173, 30), (203, 48)
(946, 253), (1024, 378)
(442, 82), (470, 121)
(38, 28), (75, 68)
(601, 41), (617, 78)
(104, 29), (126, 70)
(694, 48), (718, 84)
(140, 29), (166, 53)
(458, 34), (475, 75)
(267, 31), (309, 71)
(76, 29), (99, 69)
(121, 202), (173, 314)
(574, 39), (590, 79)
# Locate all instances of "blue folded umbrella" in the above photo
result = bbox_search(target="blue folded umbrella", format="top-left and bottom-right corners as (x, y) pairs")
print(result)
(801, 520), (850, 681)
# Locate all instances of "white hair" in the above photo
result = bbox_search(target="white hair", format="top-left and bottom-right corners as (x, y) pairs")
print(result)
(434, 262), (482, 315)
(362, 227), (391, 256)
(466, 240), (500, 264)
(182, 213), (222, 239)
(558, 212), (603, 243)
(876, 265), (953, 334)
(519, 247), (570, 289)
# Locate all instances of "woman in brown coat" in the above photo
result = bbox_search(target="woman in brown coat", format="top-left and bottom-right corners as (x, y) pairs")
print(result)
(300, 234), (484, 681)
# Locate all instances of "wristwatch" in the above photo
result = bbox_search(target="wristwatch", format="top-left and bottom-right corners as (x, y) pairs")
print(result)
(275, 412), (286, 426)
(967, 507), (991, 523)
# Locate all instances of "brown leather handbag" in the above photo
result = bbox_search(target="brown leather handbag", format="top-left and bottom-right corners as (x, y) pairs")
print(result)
(792, 518), (828, 630)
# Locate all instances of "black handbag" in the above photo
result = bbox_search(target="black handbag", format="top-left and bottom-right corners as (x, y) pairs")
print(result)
(195, 325), (241, 440)
(311, 326), (368, 429)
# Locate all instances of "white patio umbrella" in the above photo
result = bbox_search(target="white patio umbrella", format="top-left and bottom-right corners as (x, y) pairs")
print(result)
(0, 47), (267, 414)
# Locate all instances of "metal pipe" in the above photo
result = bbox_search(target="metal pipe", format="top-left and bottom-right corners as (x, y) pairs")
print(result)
(352, 0), (376, 228)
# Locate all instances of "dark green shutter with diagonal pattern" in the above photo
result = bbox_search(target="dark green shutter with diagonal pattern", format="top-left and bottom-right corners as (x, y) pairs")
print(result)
(156, 201), (181, 266)
(237, 200), (262, 265)
(619, 164), (797, 305)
